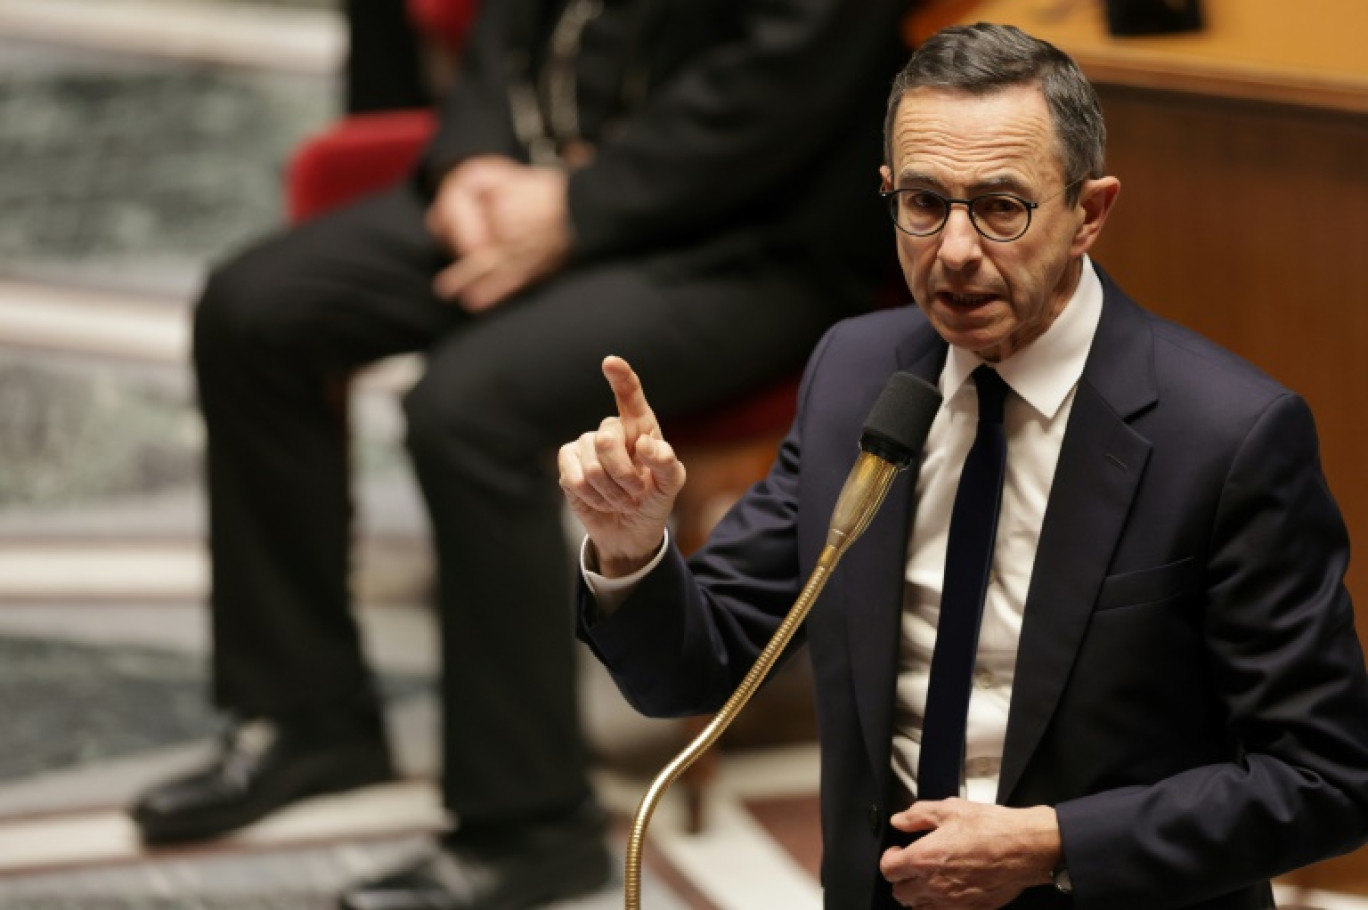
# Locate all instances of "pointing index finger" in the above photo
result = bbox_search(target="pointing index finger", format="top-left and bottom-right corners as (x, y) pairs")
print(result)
(602, 355), (660, 442)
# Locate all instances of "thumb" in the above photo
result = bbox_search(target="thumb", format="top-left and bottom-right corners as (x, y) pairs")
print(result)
(636, 435), (686, 499)
(892, 801), (942, 833)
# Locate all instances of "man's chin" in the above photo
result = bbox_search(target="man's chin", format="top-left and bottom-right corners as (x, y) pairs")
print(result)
(927, 315), (1007, 357)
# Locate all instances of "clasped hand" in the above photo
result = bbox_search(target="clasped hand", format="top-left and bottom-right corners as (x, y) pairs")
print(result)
(425, 155), (572, 311)
(880, 798), (1062, 909)
(558, 356), (686, 579)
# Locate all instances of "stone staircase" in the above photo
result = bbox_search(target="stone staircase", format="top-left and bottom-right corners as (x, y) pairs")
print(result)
(0, 279), (432, 606)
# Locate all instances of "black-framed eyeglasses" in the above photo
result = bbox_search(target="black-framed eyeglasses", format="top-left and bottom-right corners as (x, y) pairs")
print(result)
(880, 180), (1082, 243)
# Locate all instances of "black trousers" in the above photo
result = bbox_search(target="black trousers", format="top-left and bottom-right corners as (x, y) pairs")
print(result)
(193, 182), (854, 826)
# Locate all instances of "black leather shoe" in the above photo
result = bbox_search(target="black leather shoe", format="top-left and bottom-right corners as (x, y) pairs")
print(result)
(131, 717), (395, 845)
(339, 799), (613, 910)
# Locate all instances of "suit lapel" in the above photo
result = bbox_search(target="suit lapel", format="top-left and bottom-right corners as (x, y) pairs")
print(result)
(998, 273), (1158, 803)
(837, 272), (1161, 803)
(846, 325), (946, 790)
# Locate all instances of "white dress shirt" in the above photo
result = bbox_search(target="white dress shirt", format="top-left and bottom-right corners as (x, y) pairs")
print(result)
(891, 257), (1102, 805)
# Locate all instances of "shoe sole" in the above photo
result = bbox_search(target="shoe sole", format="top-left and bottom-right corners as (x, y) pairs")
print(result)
(338, 838), (613, 910)
(466, 842), (613, 910)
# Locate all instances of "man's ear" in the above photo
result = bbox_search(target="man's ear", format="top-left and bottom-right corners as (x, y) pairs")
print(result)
(1071, 176), (1121, 257)
(879, 164), (893, 193)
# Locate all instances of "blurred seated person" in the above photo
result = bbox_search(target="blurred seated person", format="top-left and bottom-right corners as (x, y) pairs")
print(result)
(129, 0), (914, 908)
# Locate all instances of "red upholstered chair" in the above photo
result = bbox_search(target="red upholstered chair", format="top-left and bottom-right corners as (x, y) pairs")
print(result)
(407, 0), (478, 49)
(286, 0), (472, 221)
(286, 109), (437, 222)
(284, 0), (856, 833)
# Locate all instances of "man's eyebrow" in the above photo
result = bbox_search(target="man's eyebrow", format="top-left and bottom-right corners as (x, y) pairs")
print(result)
(893, 170), (944, 189)
(893, 171), (1031, 194)
(970, 174), (1030, 194)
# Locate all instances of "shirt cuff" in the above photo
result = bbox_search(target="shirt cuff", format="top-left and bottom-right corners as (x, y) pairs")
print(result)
(581, 530), (671, 613)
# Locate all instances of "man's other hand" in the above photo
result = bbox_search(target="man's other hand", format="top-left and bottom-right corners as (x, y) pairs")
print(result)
(879, 799), (1061, 909)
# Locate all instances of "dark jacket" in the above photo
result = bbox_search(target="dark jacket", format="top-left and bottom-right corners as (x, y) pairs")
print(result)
(421, 0), (911, 299)
(581, 265), (1368, 909)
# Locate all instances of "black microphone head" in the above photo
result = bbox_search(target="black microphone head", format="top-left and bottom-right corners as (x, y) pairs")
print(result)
(860, 372), (942, 467)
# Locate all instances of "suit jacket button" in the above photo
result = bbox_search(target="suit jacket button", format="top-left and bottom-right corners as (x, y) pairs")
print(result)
(868, 804), (882, 835)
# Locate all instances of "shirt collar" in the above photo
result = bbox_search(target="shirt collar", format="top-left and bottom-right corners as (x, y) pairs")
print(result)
(940, 255), (1103, 420)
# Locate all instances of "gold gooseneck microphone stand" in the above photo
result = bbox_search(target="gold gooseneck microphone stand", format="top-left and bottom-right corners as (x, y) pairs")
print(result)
(621, 372), (941, 910)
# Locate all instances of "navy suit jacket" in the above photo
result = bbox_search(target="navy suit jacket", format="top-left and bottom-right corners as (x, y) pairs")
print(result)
(580, 266), (1368, 909)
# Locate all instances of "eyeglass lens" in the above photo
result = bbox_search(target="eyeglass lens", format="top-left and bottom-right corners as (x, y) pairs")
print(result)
(890, 190), (1031, 241)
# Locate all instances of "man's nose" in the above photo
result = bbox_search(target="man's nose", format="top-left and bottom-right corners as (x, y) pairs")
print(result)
(937, 205), (982, 269)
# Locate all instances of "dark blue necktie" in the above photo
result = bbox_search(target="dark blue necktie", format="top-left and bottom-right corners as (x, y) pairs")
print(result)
(917, 365), (1009, 800)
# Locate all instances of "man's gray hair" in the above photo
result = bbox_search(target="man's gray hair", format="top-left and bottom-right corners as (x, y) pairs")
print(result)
(884, 23), (1105, 199)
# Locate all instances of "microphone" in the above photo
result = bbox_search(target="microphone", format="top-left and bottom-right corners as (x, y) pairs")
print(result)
(827, 371), (944, 555)
(622, 371), (942, 910)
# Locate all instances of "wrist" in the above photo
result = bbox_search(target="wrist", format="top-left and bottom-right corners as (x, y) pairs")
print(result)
(591, 539), (663, 579)
(1025, 805), (1063, 887)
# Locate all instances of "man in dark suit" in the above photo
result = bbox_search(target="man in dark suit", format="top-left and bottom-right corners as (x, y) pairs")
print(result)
(561, 23), (1368, 910)
(127, 0), (911, 907)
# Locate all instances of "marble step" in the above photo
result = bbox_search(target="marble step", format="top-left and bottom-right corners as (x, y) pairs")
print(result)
(0, 281), (424, 384)
(0, 780), (446, 878)
(0, 535), (431, 605)
(0, 0), (342, 73)
(0, 281), (429, 603)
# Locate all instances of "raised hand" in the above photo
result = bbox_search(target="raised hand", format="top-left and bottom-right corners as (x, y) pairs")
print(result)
(558, 356), (687, 577)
